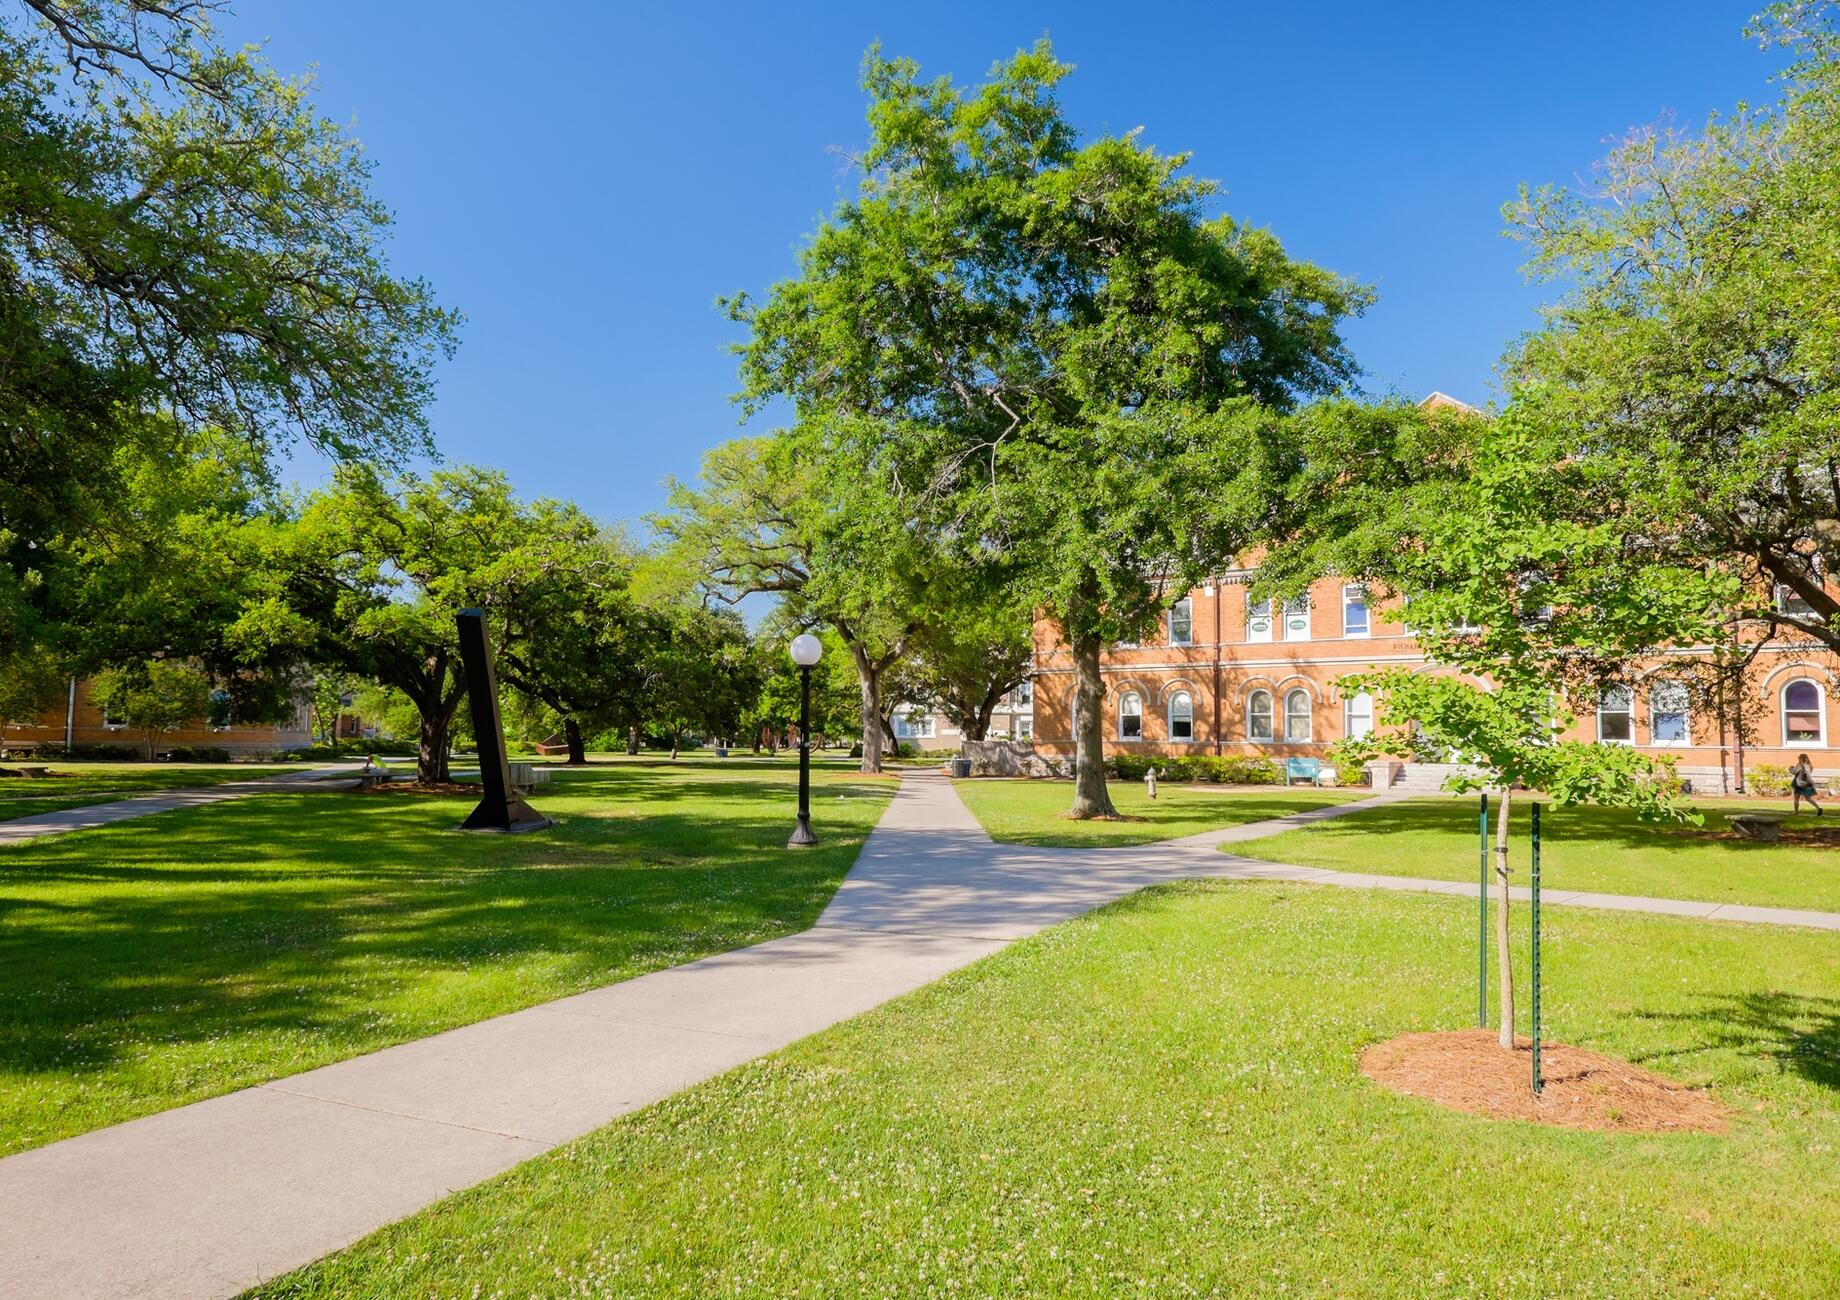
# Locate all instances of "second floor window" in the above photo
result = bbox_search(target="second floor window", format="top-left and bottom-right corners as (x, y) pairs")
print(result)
(1342, 585), (1369, 638)
(1283, 596), (1311, 641)
(1246, 597), (1274, 643)
(1014, 680), (1033, 708)
(1168, 598), (1193, 646)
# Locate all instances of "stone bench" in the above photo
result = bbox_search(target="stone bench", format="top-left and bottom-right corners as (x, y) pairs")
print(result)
(1729, 812), (1791, 842)
(506, 762), (551, 794)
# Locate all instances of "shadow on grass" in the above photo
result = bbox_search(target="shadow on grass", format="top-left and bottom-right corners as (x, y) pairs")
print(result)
(1633, 990), (1840, 1091)
(0, 764), (889, 1084)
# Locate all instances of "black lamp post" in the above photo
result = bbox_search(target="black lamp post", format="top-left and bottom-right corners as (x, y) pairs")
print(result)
(787, 633), (822, 847)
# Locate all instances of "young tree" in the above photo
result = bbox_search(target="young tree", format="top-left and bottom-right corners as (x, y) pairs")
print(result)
(727, 44), (1368, 814)
(1335, 670), (1693, 1051)
(90, 658), (212, 760)
(1276, 403), (1711, 1051)
(307, 672), (363, 754)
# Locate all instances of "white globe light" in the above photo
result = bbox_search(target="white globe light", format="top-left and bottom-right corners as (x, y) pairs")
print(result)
(789, 633), (824, 667)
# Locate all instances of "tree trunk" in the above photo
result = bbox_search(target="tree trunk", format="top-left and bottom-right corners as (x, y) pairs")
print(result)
(1494, 786), (1515, 1051)
(563, 716), (586, 766)
(418, 711), (452, 784)
(849, 642), (885, 775)
(625, 723), (640, 756)
(144, 729), (157, 761)
(670, 728), (681, 760)
(1069, 630), (1117, 818)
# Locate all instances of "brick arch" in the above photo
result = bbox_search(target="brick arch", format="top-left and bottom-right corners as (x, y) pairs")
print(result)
(1758, 660), (1840, 694)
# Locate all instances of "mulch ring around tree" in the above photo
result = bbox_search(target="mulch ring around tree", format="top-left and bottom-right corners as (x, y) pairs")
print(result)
(1361, 1028), (1728, 1134)
(353, 781), (480, 796)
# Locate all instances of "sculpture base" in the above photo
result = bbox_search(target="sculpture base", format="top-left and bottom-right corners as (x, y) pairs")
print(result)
(459, 794), (552, 834)
(787, 815), (818, 848)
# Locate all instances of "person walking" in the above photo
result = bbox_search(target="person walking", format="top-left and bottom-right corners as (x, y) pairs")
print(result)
(1790, 753), (1824, 816)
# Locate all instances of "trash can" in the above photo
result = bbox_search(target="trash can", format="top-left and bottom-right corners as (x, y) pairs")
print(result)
(950, 757), (972, 778)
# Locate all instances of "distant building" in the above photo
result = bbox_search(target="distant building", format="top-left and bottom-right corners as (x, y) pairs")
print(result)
(892, 679), (1035, 746)
(5, 677), (312, 756)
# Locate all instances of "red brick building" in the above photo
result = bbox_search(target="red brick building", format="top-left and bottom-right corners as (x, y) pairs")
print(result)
(1028, 399), (1840, 791)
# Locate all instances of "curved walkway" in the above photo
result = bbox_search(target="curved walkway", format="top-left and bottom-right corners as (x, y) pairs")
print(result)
(0, 766), (363, 845)
(1, 771), (1834, 1298)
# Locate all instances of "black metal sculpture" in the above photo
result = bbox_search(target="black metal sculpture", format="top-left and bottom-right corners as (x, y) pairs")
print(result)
(456, 608), (551, 833)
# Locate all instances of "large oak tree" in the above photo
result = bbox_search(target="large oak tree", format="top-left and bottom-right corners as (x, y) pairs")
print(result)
(726, 43), (1368, 814)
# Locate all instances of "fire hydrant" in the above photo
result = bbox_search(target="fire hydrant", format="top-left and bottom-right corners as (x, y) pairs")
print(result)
(1145, 766), (1160, 800)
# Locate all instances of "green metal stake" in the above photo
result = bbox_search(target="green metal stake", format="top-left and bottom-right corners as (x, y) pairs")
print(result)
(1478, 791), (1489, 1028)
(1531, 801), (1543, 1096)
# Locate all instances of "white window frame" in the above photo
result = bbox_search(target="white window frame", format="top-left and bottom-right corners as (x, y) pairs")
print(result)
(1246, 597), (1274, 644)
(1649, 681), (1691, 746)
(1596, 684), (1634, 746)
(1776, 584), (1818, 619)
(1283, 688), (1312, 742)
(1343, 690), (1374, 741)
(1016, 716), (1033, 740)
(1118, 691), (1144, 741)
(1013, 680), (1033, 709)
(1247, 690), (1274, 742)
(1282, 595), (1311, 642)
(1341, 584), (1369, 639)
(1168, 691), (1194, 742)
(1783, 678), (1826, 747)
(894, 710), (936, 740)
(1167, 597), (1193, 646)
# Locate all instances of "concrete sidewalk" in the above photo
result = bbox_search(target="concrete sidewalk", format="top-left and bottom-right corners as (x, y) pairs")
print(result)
(0, 766), (361, 846)
(2, 772), (1836, 1298)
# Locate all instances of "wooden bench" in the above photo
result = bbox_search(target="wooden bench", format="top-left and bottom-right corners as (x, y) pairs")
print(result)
(1285, 757), (1324, 787)
(1729, 812), (1791, 842)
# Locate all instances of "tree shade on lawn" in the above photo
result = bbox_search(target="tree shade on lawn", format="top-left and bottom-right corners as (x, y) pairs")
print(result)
(0, 763), (308, 823)
(1232, 796), (1840, 914)
(951, 779), (1360, 848)
(0, 758), (892, 1156)
(249, 884), (1840, 1298)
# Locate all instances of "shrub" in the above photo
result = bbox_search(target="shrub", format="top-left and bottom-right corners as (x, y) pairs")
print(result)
(28, 742), (143, 761)
(161, 745), (232, 763)
(1748, 763), (1792, 797)
(1108, 753), (1282, 785)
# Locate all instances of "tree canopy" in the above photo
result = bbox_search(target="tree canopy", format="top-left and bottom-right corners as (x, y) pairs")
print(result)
(726, 42), (1369, 812)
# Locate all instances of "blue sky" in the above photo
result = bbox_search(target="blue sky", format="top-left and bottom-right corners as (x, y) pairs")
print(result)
(219, 2), (1784, 527)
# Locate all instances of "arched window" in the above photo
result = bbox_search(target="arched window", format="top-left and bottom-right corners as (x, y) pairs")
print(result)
(1118, 691), (1143, 740)
(1284, 689), (1312, 742)
(1168, 691), (1194, 741)
(1247, 690), (1274, 742)
(1650, 681), (1690, 744)
(1597, 684), (1634, 745)
(1343, 690), (1374, 741)
(1784, 679), (1825, 746)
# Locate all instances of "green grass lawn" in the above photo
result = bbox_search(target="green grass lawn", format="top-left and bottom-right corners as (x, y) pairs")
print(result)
(0, 762), (311, 822)
(953, 777), (1364, 847)
(251, 881), (1840, 1298)
(1233, 795), (1840, 913)
(0, 756), (892, 1155)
